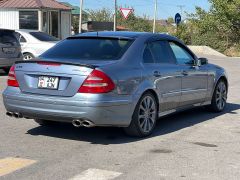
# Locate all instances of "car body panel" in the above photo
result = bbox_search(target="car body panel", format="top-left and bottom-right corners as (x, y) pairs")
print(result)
(15, 30), (58, 57)
(2, 31), (228, 127)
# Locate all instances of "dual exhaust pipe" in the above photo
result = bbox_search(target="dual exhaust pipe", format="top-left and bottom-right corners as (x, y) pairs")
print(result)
(7, 111), (95, 128)
(72, 119), (95, 128)
(6, 112), (23, 118)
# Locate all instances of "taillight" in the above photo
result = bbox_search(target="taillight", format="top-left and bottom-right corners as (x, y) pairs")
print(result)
(7, 65), (19, 87)
(78, 70), (115, 94)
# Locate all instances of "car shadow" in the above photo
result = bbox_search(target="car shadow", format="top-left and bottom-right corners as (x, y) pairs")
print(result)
(26, 103), (240, 145)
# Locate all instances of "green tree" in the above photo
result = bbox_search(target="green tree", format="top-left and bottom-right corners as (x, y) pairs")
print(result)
(187, 0), (240, 54)
(86, 8), (113, 22)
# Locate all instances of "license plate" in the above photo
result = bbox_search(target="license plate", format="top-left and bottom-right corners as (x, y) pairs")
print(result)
(2, 47), (16, 54)
(38, 76), (59, 90)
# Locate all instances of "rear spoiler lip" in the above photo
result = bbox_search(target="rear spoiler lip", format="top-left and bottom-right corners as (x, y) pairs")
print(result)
(14, 60), (97, 69)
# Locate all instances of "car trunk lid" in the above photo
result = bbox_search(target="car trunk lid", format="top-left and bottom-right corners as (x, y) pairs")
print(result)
(14, 60), (96, 97)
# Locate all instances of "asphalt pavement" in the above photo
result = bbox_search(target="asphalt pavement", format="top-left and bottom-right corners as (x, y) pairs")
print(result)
(0, 56), (239, 180)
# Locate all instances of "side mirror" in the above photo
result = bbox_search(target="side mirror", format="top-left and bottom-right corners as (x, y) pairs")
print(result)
(198, 57), (208, 65)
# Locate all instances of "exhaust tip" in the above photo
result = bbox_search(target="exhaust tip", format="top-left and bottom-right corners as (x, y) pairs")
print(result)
(72, 120), (82, 128)
(13, 113), (23, 119)
(6, 112), (13, 117)
(82, 120), (95, 128)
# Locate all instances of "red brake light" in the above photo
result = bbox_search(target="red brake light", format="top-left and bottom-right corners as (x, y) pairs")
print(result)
(78, 70), (115, 94)
(7, 65), (19, 87)
(37, 62), (61, 66)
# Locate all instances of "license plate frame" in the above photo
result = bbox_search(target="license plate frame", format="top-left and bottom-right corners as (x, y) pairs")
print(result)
(38, 76), (59, 90)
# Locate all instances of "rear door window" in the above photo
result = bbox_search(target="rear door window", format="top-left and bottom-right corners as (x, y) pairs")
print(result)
(30, 32), (59, 42)
(40, 37), (133, 61)
(143, 41), (174, 64)
(15, 32), (27, 43)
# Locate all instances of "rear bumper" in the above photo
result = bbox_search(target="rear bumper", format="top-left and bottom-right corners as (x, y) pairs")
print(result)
(3, 87), (134, 127)
(0, 57), (22, 68)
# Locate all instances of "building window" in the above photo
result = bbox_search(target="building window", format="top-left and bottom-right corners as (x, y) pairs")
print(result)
(19, 11), (39, 30)
(42, 11), (48, 33)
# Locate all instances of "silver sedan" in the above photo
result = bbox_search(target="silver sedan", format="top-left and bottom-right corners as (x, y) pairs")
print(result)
(3, 31), (228, 137)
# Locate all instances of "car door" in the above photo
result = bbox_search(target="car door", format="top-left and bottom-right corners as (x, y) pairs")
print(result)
(142, 40), (182, 112)
(169, 41), (208, 107)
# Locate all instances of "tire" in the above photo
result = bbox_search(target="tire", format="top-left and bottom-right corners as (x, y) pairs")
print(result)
(23, 53), (34, 60)
(124, 92), (158, 137)
(34, 119), (56, 126)
(208, 80), (227, 112)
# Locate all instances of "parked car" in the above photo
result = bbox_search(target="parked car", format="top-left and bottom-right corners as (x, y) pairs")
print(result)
(15, 30), (59, 60)
(3, 32), (228, 137)
(0, 29), (23, 73)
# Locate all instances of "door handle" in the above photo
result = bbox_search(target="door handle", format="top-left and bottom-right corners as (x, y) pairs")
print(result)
(153, 71), (161, 77)
(182, 71), (189, 76)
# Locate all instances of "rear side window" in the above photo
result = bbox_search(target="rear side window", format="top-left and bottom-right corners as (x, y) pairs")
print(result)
(15, 32), (27, 43)
(30, 32), (58, 42)
(40, 38), (133, 61)
(0, 30), (18, 46)
(143, 41), (173, 64)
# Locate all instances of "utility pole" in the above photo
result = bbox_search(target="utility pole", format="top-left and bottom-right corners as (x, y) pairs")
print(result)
(114, 0), (117, 31)
(79, 0), (83, 33)
(153, 0), (157, 33)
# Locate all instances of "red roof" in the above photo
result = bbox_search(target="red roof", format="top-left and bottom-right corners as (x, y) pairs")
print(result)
(0, 0), (71, 10)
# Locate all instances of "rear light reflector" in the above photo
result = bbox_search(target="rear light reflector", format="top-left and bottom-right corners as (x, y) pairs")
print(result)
(78, 70), (115, 94)
(7, 65), (19, 87)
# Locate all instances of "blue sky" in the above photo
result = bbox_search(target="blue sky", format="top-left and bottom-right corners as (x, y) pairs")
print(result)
(60, 0), (210, 19)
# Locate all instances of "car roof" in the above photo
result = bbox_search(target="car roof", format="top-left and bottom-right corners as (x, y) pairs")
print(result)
(74, 31), (179, 41)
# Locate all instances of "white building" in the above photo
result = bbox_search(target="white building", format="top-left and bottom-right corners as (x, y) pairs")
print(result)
(0, 0), (72, 39)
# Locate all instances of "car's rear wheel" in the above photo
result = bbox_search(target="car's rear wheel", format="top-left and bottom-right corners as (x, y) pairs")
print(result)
(124, 92), (158, 137)
(34, 119), (56, 126)
(23, 53), (34, 60)
(208, 80), (227, 112)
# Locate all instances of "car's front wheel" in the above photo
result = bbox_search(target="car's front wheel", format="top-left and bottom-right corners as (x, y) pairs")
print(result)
(209, 80), (227, 112)
(124, 92), (158, 137)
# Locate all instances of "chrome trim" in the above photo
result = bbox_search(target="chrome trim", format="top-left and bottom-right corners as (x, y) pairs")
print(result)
(162, 90), (181, 98)
(181, 88), (207, 95)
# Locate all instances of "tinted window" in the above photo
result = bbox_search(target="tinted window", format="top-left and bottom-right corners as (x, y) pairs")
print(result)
(0, 30), (18, 46)
(30, 32), (58, 42)
(19, 11), (38, 30)
(169, 42), (194, 65)
(40, 38), (133, 61)
(143, 41), (172, 64)
(15, 32), (27, 43)
(143, 46), (154, 63)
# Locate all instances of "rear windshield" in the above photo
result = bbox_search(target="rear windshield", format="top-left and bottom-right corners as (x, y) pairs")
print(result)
(30, 32), (59, 42)
(0, 30), (19, 46)
(40, 37), (133, 60)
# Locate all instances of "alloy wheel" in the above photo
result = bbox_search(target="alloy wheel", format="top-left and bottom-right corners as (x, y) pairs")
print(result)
(138, 96), (157, 133)
(216, 81), (227, 110)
